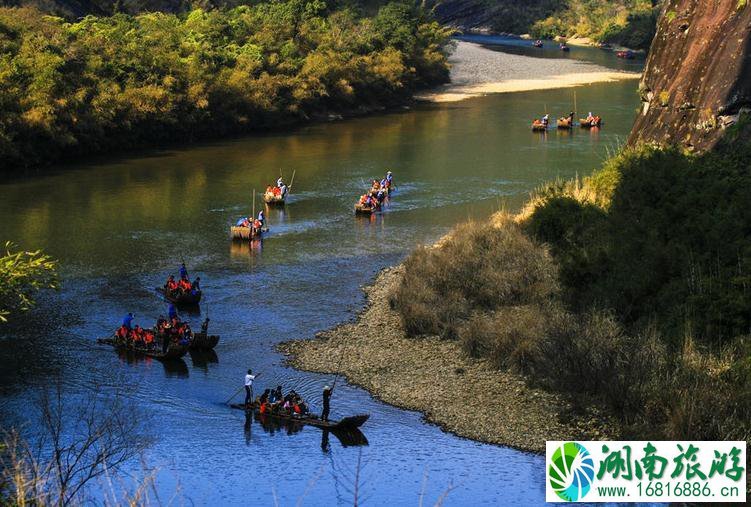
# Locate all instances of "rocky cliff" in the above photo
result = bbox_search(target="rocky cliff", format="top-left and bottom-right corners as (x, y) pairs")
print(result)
(629, 0), (751, 151)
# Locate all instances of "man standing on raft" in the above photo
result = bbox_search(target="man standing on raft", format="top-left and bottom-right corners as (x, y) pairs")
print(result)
(244, 369), (259, 406)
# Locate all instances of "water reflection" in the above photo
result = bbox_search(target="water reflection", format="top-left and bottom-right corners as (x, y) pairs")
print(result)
(162, 359), (189, 378)
(246, 412), (369, 451)
(189, 349), (219, 370)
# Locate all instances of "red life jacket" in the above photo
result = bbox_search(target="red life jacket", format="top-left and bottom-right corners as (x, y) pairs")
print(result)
(293, 404), (301, 414)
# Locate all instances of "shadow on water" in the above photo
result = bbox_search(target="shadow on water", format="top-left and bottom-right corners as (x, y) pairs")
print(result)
(161, 358), (189, 378)
(189, 349), (219, 370)
(244, 412), (368, 451)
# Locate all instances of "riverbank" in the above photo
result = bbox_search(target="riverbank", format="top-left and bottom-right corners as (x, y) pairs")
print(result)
(279, 265), (617, 453)
(416, 41), (640, 102)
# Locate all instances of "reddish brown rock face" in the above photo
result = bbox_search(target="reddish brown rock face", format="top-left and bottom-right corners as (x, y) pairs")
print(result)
(629, 0), (751, 151)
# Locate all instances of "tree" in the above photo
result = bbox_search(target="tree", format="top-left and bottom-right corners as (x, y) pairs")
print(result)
(0, 242), (58, 323)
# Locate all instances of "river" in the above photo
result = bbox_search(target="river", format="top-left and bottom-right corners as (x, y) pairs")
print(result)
(0, 37), (641, 505)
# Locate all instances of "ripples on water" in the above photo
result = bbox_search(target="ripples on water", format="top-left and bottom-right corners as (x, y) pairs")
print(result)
(0, 37), (643, 505)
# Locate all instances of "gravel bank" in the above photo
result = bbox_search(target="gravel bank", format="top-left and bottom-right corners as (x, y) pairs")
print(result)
(416, 41), (640, 102)
(279, 266), (616, 454)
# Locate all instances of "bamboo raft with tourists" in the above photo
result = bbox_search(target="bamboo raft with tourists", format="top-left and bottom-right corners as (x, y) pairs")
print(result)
(97, 337), (189, 360)
(354, 171), (394, 215)
(579, 113), (602, 128)
(232, 189), (268, 240)
(230, 402), (369, 431)
(157, 262), (202, 305)
(263, 170), (295, 206)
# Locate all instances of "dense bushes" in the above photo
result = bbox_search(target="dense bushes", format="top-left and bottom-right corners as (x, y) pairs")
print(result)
(393, 136), (751, 441)
(529, 0), (660, 50)
(527, 143), (751, 345)
(0, 1), (451, 172)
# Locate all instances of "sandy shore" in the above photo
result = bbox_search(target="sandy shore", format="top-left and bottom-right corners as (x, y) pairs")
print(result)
(280, 266), (616, 453)
(416, 41), (640, 102)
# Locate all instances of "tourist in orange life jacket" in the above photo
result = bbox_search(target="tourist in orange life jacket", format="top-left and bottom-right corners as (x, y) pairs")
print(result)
(178, 278), (191, 292)
(144, 330), (155, 348)
(116, 325), (128, 340)
(165, 275), (178, 292)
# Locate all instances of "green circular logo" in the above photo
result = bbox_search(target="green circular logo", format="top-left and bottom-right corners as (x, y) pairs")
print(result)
(548, 442), (595, 501)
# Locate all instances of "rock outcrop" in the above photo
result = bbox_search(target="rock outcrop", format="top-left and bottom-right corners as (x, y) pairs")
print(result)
(629, 0), (751, 151)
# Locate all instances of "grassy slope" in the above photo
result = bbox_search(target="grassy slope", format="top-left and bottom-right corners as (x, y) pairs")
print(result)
(393, 117), (751, 441)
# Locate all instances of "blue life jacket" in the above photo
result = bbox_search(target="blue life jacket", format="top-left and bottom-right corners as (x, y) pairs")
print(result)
(122, 314), (134, 329)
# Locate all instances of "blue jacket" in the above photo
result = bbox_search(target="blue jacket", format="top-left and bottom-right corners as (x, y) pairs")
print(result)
(122, 314), (134, 329)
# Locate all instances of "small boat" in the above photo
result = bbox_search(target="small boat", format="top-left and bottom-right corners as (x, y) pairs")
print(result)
(156, 286), (202, 305)
(230, 403), (369, 431)
(579, 116), (602, 128)
(616, 50), (635, 59)
(533, 40), (544, 48)
(97, 337), (188, 360)
(559, 43), (570, 52)
(531, 120), (548, 132)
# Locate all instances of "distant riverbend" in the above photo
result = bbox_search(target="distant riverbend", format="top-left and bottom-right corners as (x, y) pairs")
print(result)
(417, 40), (640, 102)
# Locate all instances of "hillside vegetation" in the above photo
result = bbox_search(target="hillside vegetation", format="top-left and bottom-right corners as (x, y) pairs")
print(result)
(4, 0), (663, 49)
(428, 0), (661, 49)
(393, 121), (751, 441)
(0, 1), (451, 172)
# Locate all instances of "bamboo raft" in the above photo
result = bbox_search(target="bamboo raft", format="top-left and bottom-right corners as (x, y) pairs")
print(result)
(230, 403), (369, 431)
(579, 117), (602, 128)
(531, 121), (548, 132)
(354, 202), (379, 215)
(97, 337), (188, 360)
(557, 118), (574, 129)
(190, 331), (220, 350)
(230, 225), (266, 240)
(156, 287), (202, 305)
(263, 191), (286, 206)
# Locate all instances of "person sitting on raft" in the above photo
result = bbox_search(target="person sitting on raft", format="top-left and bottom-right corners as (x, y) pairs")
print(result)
(258, 389), (272, 414)
(177, 277), (192, 292)
(236, 216), (251, 227)
(165, 275), (178, 292)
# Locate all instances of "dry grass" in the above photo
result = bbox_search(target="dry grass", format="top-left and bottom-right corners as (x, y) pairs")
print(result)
(392, 215), (559, 339)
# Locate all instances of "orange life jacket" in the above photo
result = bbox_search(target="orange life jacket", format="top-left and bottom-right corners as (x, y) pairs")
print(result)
(293, 404), (301, 414)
